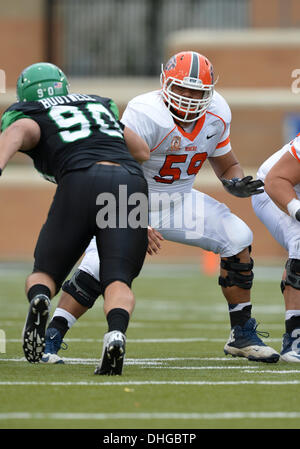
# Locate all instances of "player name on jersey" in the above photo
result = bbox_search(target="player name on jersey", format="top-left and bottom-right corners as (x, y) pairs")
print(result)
(38, 94), (97, 109)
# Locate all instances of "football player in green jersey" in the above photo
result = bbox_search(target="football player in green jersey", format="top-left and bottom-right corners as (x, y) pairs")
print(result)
(0, 62), (150, 375)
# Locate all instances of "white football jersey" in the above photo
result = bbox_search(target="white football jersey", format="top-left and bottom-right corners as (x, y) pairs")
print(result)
(121, 90), (232, 193)
(79, 90), (252, 278)
(257, 134), (300, 195)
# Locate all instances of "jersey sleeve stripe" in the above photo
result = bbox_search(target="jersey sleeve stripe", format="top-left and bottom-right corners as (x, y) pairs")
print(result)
(150, 126), (176, 152)
(290, 144), (300, 163)
(1, 110), (31, 132)
(216, 136), (230, 149)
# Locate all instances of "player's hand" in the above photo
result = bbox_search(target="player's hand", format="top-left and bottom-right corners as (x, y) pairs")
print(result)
(147, 226), (164, 255)
(221, 176), (264, 198)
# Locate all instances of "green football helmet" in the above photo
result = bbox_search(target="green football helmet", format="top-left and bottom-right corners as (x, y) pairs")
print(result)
(17, 62), (69, 102)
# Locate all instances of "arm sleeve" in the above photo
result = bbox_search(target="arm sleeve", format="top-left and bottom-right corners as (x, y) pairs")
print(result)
(1, 110), (31, 132)
(108, 99), (120, 120)
(214, 123), (231, 156)
(289, 135), (300, 163)
(211, 100), (232, 157)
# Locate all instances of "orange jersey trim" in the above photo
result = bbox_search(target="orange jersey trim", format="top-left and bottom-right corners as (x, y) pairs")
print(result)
(291, 144), (300, 163)
(176, 114), (206, 141)
(150, 126), (177, 152)
(216, 136), (230, 149)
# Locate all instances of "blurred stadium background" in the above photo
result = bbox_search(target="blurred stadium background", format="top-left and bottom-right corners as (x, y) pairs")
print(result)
(1, 0), (300, 268)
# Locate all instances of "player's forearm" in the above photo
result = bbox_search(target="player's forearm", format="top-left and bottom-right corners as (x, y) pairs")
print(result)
(123, 127), (150, 163)
(264, 174), (298, 214)
(219, 161), (244, 180)
(0, 126), (24, 171)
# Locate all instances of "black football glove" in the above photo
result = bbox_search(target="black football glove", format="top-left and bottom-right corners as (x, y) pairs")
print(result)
(221, 175), (264, 198)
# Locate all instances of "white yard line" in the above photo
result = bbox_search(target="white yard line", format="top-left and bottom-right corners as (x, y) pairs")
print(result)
(0, 411), (299, 420)
(3, 337), (283, 343)
(0, 262), (284, 281)
(0, 357), (259, 369)
(144, 366), (265, 370)
(0, 356), (251, 363)
(2, 357), (298, 373)
(1, 358), (299, 373)
(0, 380), (299, 386)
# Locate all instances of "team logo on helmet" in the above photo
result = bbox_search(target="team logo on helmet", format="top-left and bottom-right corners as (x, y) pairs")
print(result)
(210, 65), (214, 85)
(165, 56), (177, 72)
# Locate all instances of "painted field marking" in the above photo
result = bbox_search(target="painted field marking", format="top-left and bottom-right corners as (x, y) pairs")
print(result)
(0, 357), (261, 370)
(0, 411), (300, 421)
(0, 356), (252, 364)
(3, 337), (283, 343)
(0, 380), (299, 386)
(2, 357), (298, 372)
(143, 366), (283, 371)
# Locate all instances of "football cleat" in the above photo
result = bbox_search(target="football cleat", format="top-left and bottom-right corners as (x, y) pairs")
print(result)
(41, 328), (68, 364)
(22, 294), (51, 363)
(280, 329), (300, 362)
(224, 318), (279, 363)
(94, 330), (126, 375)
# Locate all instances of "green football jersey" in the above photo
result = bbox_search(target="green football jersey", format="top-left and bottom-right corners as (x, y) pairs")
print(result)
(1, 93), (143, 183)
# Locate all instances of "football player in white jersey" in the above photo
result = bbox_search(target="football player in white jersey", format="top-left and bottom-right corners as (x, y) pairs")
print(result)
(252, 133), (300, 362)
(41, 51), (279, 369)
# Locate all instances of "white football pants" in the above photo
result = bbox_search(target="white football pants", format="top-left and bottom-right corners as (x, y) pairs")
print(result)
(79, 189), (253, 281)
(252, 191), (300, 259)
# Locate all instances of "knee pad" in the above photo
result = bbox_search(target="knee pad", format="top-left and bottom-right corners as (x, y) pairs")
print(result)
(62, 269), (102, 308)
(218, 253), (254, 290)
(281, 259), (300, 292)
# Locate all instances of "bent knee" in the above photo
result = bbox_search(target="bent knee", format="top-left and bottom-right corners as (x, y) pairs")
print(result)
(222, 218), (253, 257)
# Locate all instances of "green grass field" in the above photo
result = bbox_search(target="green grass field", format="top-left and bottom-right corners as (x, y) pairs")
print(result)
(0, 262), (299, 430)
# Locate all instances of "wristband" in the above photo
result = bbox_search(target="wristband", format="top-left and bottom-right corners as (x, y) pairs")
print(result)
(287, 198), (300, 220)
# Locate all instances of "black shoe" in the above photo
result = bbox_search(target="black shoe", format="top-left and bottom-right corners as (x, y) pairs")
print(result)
(94, 331), (126, 375)
(22, 294), (50, 363)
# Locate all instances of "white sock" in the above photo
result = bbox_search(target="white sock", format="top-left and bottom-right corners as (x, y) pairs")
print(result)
(228, 301), (251, 312)
(285, 310), (300, 321)
(53, 307), (77, 329)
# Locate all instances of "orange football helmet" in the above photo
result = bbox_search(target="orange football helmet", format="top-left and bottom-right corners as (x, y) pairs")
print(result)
(160, 51), (215, 123)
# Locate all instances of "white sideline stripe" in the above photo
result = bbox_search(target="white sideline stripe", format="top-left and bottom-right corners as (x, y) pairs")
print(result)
(149, 367), (300, 373)
(2, 358), (299, 373)
(0, 356), (251, 363)
(0, 262), (284, 282)
(0, 357), (164, 366)
(244, 370), (300, 374)
(0, 321), (284, 330)
(0, 381), (299, 386)
(0, 358), (259, 369)
(144, 366), (262, 370)
(0, 357), (247, 361)
(4, 337), (282, 343)
(0, 411), (300, 421)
